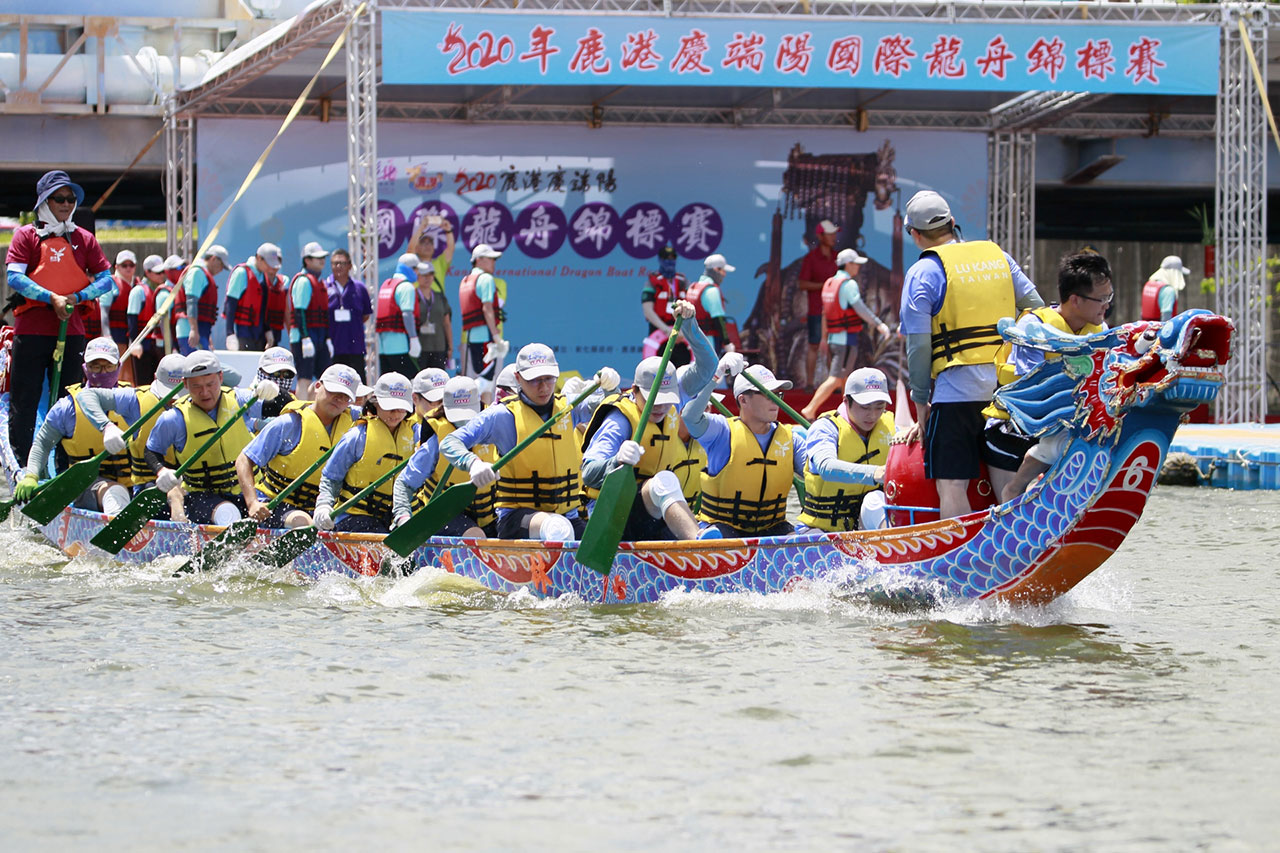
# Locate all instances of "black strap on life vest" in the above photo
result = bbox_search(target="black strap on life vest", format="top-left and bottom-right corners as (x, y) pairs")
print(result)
(930, 322), (1002, 362)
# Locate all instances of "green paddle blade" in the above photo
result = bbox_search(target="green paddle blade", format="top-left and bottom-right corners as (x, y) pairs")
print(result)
(252, 525), (320, 569)
(20, 458), (104, 525)
(575, 466), (637, 575)
(90, 488), (167, 554)
(173, 518), (259, 575)
(384, 482), (478, 557)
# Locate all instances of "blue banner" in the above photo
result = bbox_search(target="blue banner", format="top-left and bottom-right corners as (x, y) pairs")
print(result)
(383, 10), (1219, 96)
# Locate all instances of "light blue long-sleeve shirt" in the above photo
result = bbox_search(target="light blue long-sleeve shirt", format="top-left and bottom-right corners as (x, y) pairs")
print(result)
(377, 277), (417, 355)
(176, 263), (216, 338)
(146, 388), (258, 456)
(6, 268), (114, 307)
(804, 408), (884, 486)
(681, 379), (806, 479)
(391, 436), (443, 518)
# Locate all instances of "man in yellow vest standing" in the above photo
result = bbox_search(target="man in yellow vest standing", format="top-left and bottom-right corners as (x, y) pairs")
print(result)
(898, 190), (1045, 517)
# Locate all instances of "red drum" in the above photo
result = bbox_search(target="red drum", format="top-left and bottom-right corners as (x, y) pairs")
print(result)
(883, 441), (995, 526)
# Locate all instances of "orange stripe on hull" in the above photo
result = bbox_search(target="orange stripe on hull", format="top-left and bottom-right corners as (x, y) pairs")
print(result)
(986, 542), (1114, 605)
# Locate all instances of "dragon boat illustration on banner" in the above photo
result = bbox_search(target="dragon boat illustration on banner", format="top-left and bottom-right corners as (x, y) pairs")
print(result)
(1, 310), (1233, 606)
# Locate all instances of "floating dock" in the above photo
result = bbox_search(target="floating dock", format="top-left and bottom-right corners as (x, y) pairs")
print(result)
(1169, 424), (1280, 490)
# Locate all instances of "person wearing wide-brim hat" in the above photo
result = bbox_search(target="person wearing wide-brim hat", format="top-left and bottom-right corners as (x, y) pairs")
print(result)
(1142, 255), (1190, 323)
(4, 170), (117, 467)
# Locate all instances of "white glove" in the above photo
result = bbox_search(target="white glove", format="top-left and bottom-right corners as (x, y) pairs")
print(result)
(130, 344), (143, 359)
(102, 423), (127, 455)
(326, 339), (334, 356)
(156, 467), (182, 493)
(301, 337), (316, 358)
(469, 460), (499, 488)
(313, 506), (334, 531)
(485, 339), (510, 362)
(617, 439), (644, 467)
(226, 333), (240, 352)
(446, 356), (457, 372)
(409, 337), (422, 359)
(254, 379), (280, 401)
(595, 367), (621, 393)
(561, 376), (587, 398)
(717, 351), (746, 379)
(391, 512), (411, 530)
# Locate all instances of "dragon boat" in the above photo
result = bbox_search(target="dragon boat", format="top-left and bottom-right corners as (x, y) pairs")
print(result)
(0, 310), (1233, 605)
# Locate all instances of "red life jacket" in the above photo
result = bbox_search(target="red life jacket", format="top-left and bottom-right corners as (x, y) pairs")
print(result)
(293, 271), (329, 331)
(264, 273), (289, 334)
(185, 266), (221, 325)
(458, 270), (499, 332)
(108, 274), (133, 330)
(821, 274), (864, 335)
(78, 299), (102, 338)
(684, 278), (720, 334)
(18, 235), (92, 335)
(170, 281), (187, 321)
(1141, 279), (1176, 321)
(151, 282), (178, 341)
(230, 263), (266, 327)
(134, 281), (156, 330)
(375, 277), (419, 334)
(648, 272), (687, 326)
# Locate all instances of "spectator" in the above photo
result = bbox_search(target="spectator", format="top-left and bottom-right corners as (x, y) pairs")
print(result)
(177, 245), (228, 354)
(374, 252), (421, 377)
(797, 220), (840, 390)
(325, 248), (372, 377)
(127, 254), (168, 386)
(224, 242), (283, 351)
(414, 260), (452, 371)
(289, 241), (332, 397)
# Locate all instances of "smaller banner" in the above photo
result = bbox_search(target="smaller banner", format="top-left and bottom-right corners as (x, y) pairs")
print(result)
(383, 11), (1220, 96)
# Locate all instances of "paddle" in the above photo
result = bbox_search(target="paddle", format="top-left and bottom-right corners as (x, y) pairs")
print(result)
(47, 317), (70, 411)
(173, 441), (341, 575)
(90, 393), (261, 554)
(710, 396), (806, 501)
(576, 318), (685, 574)
(383, 380), (602, 557)
(251, 452), (417, 569)
(16, 383), (185, 525)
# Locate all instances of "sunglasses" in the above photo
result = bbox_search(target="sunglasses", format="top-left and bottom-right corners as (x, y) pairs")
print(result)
(117, 262), (136, 267)
(48, 194), (77, 204)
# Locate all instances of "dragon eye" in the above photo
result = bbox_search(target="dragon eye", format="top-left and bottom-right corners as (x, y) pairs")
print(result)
(1134, 329), (1158, 355)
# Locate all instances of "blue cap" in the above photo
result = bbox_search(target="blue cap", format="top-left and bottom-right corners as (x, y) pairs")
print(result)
(35, 170), (85, 209)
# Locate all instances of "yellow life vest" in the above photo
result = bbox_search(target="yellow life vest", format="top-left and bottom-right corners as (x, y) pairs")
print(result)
(167, 388), (252, 493)
(495, 394), (581, 515)
(698, 418), (795, 534)
(579, 393), (688, 504)
(669, 436), (707, 504)
(59, 385), (133, 486)
(925, 240), (1016, 378)
(338, 416), (415, 519)
(128, 384), (168, 485)
(981, 306), (1105, 420)
(798, 410), (894, 532)
(255, 399), (355, 509)
(414, 413), (498, 527)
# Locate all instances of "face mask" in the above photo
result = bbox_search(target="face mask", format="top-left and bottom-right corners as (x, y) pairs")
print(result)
(84, 366), (120, 389)
(658, 258), (677, 278)
(258, 368), (297, 395)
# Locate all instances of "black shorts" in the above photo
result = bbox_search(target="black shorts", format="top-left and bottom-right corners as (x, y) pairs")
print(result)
(619, 499), (675, 542)
(184, 492), (248, 525)
(702, 520), (794, 539)
(983, 420), (1038, 473)
(463, 341), (496, 381)
(335, 513), (389, 535)
(923, 401), (989, 481)
(495, 508), (586, 541)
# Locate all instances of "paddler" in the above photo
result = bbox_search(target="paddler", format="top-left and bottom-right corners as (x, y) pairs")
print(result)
(681, 363), (806, 538)
(289, 242), (332, 396)
(144, 350), (279, 524)
(411, 367), (449, 423)
(391, 375), (493, 537)
(798, 367), (895, 533)
(493, 364), (519, 404)
(312, 372), (416, 534)
(235, 363), (362, 529)
(993, 252), (1112, 501)
(439, 344), (620, 542)
(4, 171), (116, 466)
(579, 299), (720, 540)
(15, 336), (134, 515)
(248, 346), (298, 431)
(223, 242), (284, 352)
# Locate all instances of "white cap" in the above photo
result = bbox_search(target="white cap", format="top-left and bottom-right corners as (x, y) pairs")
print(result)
(204, 245), (230, 265)
(142, 254), (165, 274)
(704, 253), (735, 272)
(258, 346), (297, 377)
(302, 241), (329, 259)
(184, 350), (222, 378)
(373, 372), (414, 412)
(905, 190), (953, 232)
(318, 363), (361, 402)
(1161, 255), (1191, 275)
(84, 336), (120, 366)
(152, 353), (188, 397)
(496, 363), (519, 391)
(632, 357), (680, 406)
(397, 252), (421, 270)
(844, 367), (891, 405)
(442, 376), (482, 423)
(836, 248), (868, 266)
(471, 243), (502, 261)
(163, 254), (185, 270)
(515, 343), (559, 380)
(412, 367), (449, 402)
(257, 242), (283, 268)
(816, 219), (840, 235)
(733, 364), (793, 398)
(415, 261), (436, 276)
(115, 249), (136, 265)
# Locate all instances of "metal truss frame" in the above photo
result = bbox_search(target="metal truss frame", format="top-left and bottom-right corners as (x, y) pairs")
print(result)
(1214, 3), (1269, 423)
(164, 98), (195, 262)
(986, 131), (1035, 280)
(345, 0), (380, 372)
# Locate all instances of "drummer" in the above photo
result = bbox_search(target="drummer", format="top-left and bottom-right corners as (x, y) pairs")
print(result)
(312, 373), (416, 534)
(797, 368), (895, 532)
(235, 364), (362, 529)
(391, 376), (493, 537)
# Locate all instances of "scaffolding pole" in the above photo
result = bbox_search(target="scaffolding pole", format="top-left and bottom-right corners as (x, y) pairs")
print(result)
(1215, 4), (1269, 423)
(164, 99), (195, 262)
(986, 131), (1036, 283)
(346, 0), (379, 304)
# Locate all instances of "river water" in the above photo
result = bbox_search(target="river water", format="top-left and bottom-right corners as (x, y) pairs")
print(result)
(1, 486), (1276, 851)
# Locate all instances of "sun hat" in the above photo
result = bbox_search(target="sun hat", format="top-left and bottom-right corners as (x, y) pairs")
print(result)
(184, 350), (222, 378)
(836, 248), (868, 266)
(844, 367), (891, 405)
(515, 343), (559, 380)
(302, 241), (329, 259)
(256, 242), (283, 267)
(904, 191), (953, 232)
(373, 372), (414, 412)
(163, 254), (185, 270)
(1161, 255), (1191, 275)
(704, 253), (735, 272)
(733, 364), (793, 398)
(115, 250), (137, 265)
(35, 170), (84, 208)
(142, 254), (165, 274)
(258, 346), (297, 377)
(84, 336), (120, 365)
(204, 245), (230, 265)
(471, 243), (502, 261)
(152, 354), (188, 397)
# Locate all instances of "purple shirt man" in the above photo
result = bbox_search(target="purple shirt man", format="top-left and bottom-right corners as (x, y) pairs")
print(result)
(324, 250), (372, 375)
